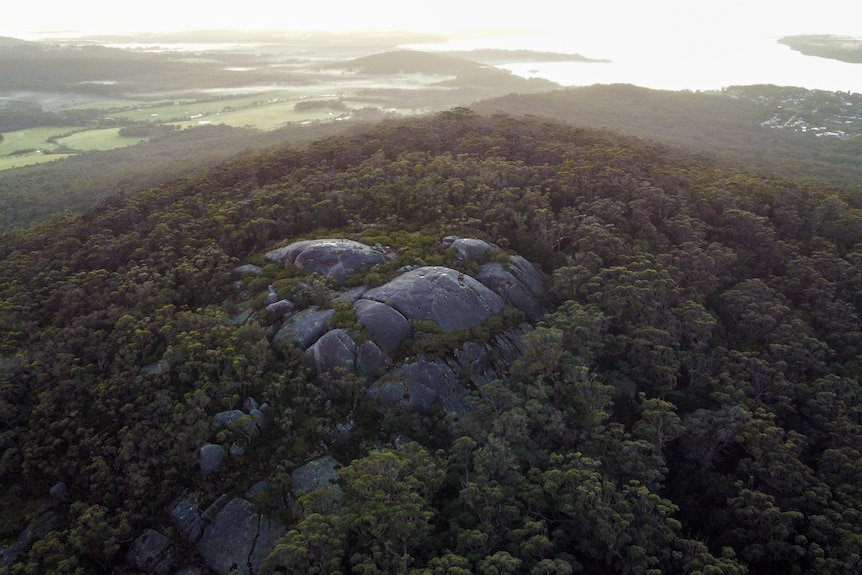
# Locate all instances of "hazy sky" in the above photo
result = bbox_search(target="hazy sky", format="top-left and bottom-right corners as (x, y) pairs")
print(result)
(4, 0), (861, 38)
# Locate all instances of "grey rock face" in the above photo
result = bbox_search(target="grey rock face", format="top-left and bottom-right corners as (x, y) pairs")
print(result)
(365, 326), (531, 413)
(212, 409), (246, 429)
(265, 239), (392, 284)
(291, 455), (343, 508)
(126, 529), (173, 575)
(249, 408), (266, 429)
(272, 307), (335, 351)
(196, 497), (283, 575)
(476, 256), (550, 322)
(310, 329), (357, 380)
(199, 444), (225, 475)
(362, 266), (504, 331)
(213, 409), (260, 439)
(168, 492), (205, 543)
(140, 359), (170, 376)
(49, 481), (68, 501)
(353, 299), (411, 357)
(0, 510), (56, 569)
(508, 256), (551, 302)
(368, 359), (466, 413)
(265, 298), (296, 317)
(332, 285), (370, 306)
(357, 340), (390, 377)
(233, 264), (263, 276)
(442, 236), (495, 261)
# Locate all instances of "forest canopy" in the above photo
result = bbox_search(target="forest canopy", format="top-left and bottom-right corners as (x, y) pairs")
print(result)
(2, 110), (862, 574)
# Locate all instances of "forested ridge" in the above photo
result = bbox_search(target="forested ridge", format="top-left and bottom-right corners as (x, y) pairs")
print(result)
(2, 109), (862, 574)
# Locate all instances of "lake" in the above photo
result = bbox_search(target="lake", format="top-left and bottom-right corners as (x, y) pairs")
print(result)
(404, 30), (862, 94)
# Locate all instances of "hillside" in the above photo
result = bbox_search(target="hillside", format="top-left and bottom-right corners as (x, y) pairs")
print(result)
(2, 111), (862, 574)
(472, 84), (862, 188)
(0, 121), (365, 229)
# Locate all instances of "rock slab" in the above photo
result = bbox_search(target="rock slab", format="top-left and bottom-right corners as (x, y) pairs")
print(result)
(196, 497), (283, 575)
(265, 239), (391, 284)
(362, 266), (504, 332)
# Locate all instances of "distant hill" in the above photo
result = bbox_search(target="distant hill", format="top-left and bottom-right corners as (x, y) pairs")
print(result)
(329, 49), (494, 75)
(443, 48), (611, 64)
(779, 35), (862, 63)
(328, 49), (560, 91)
(0, 36), (29, 46)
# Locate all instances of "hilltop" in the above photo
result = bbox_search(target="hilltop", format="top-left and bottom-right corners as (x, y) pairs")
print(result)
(2, 110), (862, 574)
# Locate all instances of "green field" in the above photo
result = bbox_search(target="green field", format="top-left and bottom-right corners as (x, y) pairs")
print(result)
(0, 127), (72, 155)
(66, 98), (152, 111)
(55, 128), (142, 151)
(174, 99), (365, 130)
(0, 89), (414, 172)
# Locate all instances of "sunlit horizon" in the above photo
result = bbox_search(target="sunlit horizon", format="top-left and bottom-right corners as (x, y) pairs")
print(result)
(5, 0), (862, 40)
(4, 0), (862, 93)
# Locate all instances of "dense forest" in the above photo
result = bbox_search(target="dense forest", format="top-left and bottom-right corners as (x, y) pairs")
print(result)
(2, 109), (862, 574)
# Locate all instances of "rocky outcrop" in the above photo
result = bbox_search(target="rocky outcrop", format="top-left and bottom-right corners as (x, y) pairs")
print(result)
(264, 239), (394, 284)
(168, 492), (207, 543)
(476, 255), (553, 322)
(272, 307), (335, 352)
(212, 408), (263, 440)
(167, 493), (283, 575)
(0, 510), (56, 569)
(126, 529), (174, 575)
(199, 444), (226, 475)
(357, 340), (390, 377)
(291, 455), (343, 511)
(309, 328), (357, 381)
(233, 264), (263, 276)
(353, 298), (411, 358)
(121, 238), (551, 575)
(368, 359), (465, 412)
(441, 236), (495, 261)
(255, 238), (548, 413)
(368, 325), (530, 414)
(265, 298), (295, 317)
(197, 497), (283, 575)
(362, 266), (505, 331)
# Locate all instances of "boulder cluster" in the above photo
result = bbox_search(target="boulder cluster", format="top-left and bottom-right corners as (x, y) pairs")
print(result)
(131, 237), (552, 574)
(262, 236), (552, 414)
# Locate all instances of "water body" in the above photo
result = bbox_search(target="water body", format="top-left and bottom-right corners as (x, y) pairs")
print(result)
(405, 29), (862, 94)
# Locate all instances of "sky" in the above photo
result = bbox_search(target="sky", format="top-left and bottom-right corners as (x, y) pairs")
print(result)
(4, 0), (862, 39)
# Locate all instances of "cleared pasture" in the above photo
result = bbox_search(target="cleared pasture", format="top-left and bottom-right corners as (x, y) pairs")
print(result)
(0, 127), (71, 155)
(64, 98), (152, 111)
(101, 82), (375, 119)
(173, 98), (411, 130)
(55, 128), (142, 151)
(108, 93), (273, 121)
(173, 100), (337, 130)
